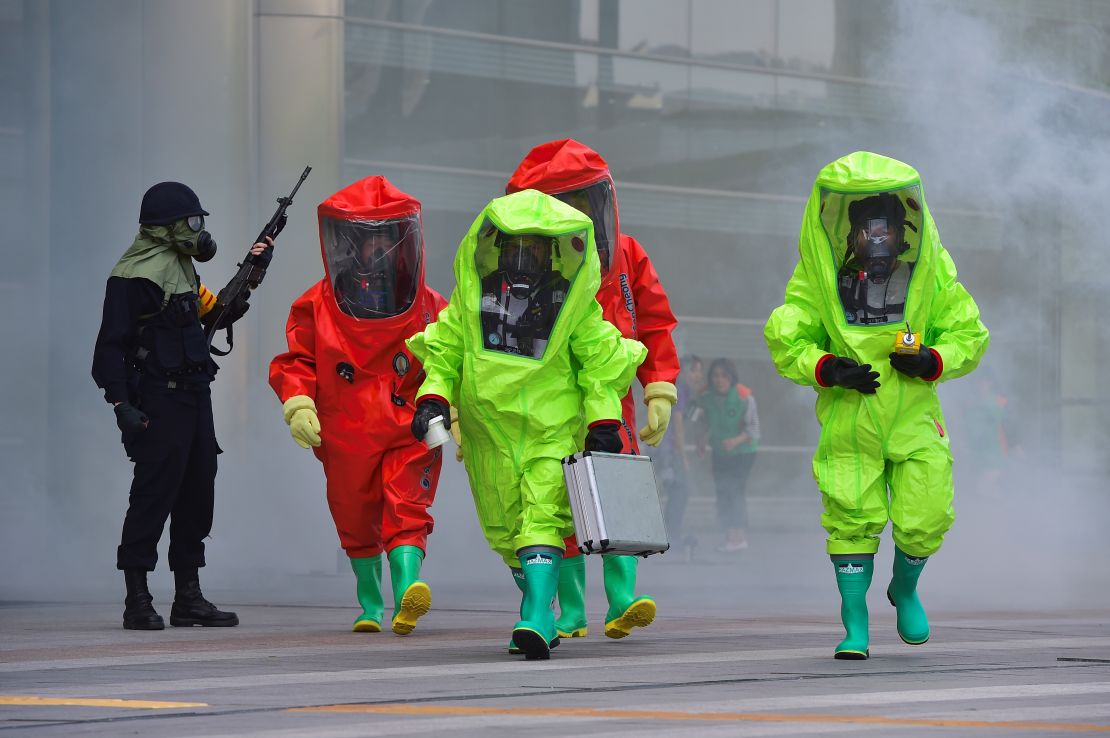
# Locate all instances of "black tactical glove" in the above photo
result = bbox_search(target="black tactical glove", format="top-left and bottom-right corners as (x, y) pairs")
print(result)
(201, 295), (250, 331)
(226, 295), (251, 322)
(114, 402), (149, 434)
(410, 397), (450, 440)
(819, 356), (881, 394)
(585, 422), (623, 453)
(889, 348), (940, 379)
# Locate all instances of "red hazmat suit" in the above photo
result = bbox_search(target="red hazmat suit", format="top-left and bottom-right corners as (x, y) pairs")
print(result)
(269, 176), (447, 558)
(507, 139), (680, 455)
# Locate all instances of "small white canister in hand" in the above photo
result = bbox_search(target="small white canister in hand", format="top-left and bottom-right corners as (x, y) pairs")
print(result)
(424, 415), (451, 449)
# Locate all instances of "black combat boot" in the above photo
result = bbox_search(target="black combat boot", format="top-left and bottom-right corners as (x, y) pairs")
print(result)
(123, 569), (165, 630)
(169, 568), (239, 627)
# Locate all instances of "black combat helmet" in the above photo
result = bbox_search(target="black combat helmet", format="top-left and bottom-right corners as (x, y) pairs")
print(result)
(139, 182), (209, 226)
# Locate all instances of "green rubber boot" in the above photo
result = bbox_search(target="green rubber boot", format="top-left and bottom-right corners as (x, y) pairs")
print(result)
(602, 555), (656, 639)
(349, 555), (384, 632)
(886, 548), (930, 645)
(555, 555), (588, 638)
(388, 545), (431, 636)
(508, 567), (561, 654)
(512, 549), (562, 660)
(833, 556), (873, 659)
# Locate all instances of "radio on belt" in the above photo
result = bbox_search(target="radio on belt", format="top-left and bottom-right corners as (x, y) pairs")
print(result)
(562, 451), (670, 557)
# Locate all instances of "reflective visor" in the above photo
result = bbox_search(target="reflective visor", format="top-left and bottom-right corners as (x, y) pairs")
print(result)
(820, 186), (923, 326)
(321, 214), (422, 319)
(474, 219), (587, 359)
(553, 178), (616, 275)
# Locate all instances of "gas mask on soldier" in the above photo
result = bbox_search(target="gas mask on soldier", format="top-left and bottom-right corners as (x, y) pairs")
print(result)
(169, 216), (218, 263)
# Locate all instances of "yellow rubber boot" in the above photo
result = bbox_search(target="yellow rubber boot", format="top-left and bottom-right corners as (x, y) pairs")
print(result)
(388, 546), (431, 635)
(602, 555), (656, 639)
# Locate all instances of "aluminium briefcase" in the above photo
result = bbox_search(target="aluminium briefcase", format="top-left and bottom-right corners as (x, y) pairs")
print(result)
(562, 451), (670, 556)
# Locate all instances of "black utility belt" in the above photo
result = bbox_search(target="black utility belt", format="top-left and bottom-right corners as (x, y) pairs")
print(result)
(138, 375), (213, 392)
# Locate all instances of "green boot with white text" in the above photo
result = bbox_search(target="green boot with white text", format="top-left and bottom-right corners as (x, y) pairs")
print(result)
(508, 567), (560, 654)
(833, 556), (873, 659)
(887, 548), (930, 645)
(512, 549), (562, 660)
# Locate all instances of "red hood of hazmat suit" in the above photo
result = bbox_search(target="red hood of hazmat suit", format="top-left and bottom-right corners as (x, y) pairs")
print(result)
(269, 176), (447, 559)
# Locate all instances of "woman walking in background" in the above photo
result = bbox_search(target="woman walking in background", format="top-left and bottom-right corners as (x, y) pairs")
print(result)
(696, 358), (760, 552)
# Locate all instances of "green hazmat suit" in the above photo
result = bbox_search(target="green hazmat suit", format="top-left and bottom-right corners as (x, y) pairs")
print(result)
(407, 190), (647, 566)
(764, 152), (988, 558)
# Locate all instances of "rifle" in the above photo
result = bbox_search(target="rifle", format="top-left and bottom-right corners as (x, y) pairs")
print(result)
(206, 165), (312, 356)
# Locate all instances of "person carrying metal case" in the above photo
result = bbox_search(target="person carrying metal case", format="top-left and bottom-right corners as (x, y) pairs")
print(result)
(506, 139), (680, 642)
(93, 181), (274, 630)
(764, 152), (989, 659)
(269, 176), (447, 635)
(407, 190), (646, 660)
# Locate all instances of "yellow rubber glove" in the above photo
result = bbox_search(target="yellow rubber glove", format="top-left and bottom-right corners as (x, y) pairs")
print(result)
(449, 406), (464, 462)
(282, 395), (322, 449)
(638, 381), (678, 447)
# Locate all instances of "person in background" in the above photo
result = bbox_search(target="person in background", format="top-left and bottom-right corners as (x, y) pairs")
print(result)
(657, 354), (704, 560)
(954, 369), (1010, 497)
(684, 353), (708, 397)
(696, 358), (760, 552)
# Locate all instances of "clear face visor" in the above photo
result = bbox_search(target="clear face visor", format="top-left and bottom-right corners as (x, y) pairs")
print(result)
(186, 215), (205, 233)
(820, 187), (923, 326)
(497, 235), (552, 289)
(821, 188), (922, 276)
(554, 178), (616, 274)
(321, 214), (422, 319)
(474, 220), (587, 359)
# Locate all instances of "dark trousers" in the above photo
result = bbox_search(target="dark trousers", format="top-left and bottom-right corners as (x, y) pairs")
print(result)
(712, 451), (755, 530)
(657, 445), (690, 541)
(117, 382), (219, 571)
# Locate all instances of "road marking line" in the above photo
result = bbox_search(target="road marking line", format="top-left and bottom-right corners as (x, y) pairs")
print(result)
(10, 636), (1110, 697)
(290, 703), (1110, 731)
(0, 695), (208, 709)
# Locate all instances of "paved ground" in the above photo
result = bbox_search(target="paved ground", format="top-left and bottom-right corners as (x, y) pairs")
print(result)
(4, 481), (1109, 736)
(3, 591), (1109, 737)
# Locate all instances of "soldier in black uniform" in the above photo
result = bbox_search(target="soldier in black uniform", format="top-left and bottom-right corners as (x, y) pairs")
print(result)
(92, 182), (273, 630)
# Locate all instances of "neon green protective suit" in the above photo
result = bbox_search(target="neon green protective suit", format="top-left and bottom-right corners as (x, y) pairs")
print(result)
(765, 152), (988, 558)
(407, 190), (647, 566)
